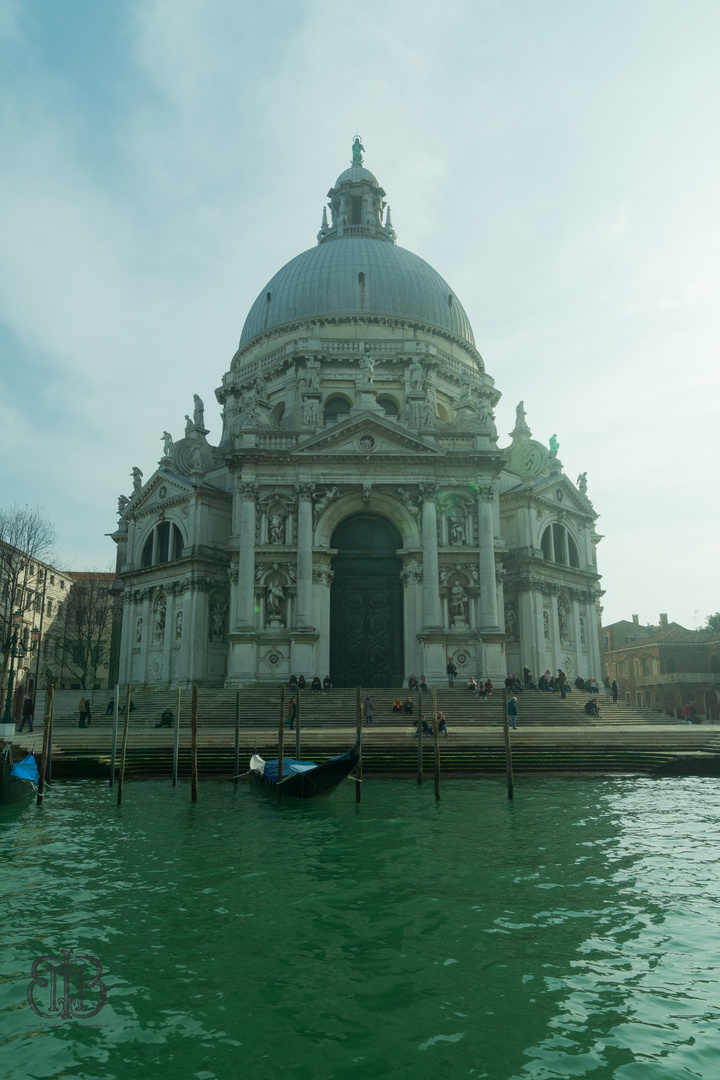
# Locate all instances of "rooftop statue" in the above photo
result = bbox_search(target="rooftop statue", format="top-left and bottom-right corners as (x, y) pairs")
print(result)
(131, 466), (143, 492)
(577, 471), (588, 496)
(549, 433), (559, 453)
(352, 136), (365, 165)
(193, 394), (205, 428)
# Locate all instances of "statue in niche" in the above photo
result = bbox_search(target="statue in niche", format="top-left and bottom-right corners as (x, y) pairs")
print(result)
(579, 616), (586, 645)
(458, 370), (473, 403)
(543, 611), (550, 640)
(558, 603), (569, 641)
(210, 600), (227, 642)
(409, 358), (423, 391)
(302, 397), (319, 425)
(193, 395), (204, 428)
(577, 472), (588, 496)
(118, 495), (129, 515)
(136, 616), (143, 643)
(154, 597), (166, 642)
(450, 581), (468, 624)
(131, 467), (143, 493)
(505, 605), (517, 638)
(267, 579), (284, 618)
(268, 512), (285, 545)
(449, 513), (465, 545)
(175, 611), (183, 640)
(305, 357), (321, 389)
(254, 370), (269, 401)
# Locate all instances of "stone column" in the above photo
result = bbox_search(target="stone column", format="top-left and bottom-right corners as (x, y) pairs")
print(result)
(549, 592), (562, 671)
(420, 484), (441, 629)
(236, 482), (258, 629)
(571, 596), (584, 677)
(295, 483), (315, 629)
(587, 594), (602, 679)
(477, 487), (499, 630)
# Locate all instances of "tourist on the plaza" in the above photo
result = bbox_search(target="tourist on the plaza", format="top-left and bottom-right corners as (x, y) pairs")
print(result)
(507, 696), (518, 729)
(419, 675), (429, 692)
(690, 704), (699, 724)
(682, 704), (691, 723)
(505, 673), (522, 693)
(403, 696), (413, 715)
(484, 678), (494, 696)
(413, 716), (432, 738)
(288, 674), (298, 693)
(288, 696), (297, 729)
(408, 674), (418, 691)
(105, 697), (115, 715)
(477, 679), (487, 698)
(611, 679), (619, 704)
(392, 697), (403, 713)
(436, 711), (449, 738)
(310, 676), (322, 693)
(558, 669), (568, 699)
(78, 696), (87, 728)
(323, 675), (332, 693)
(603, 675), (612, 693)
(298, 675), (306, 692)
(467, 676), (478, 693)
(584, 697), (601, 719)
(155, 709), (174, 728)
(363, 695), (374, 725)
(574, 676), (585, 690)
(19, 697), (34, 733)
(587, 677), (599, 693)
(446, 660), (457, 687)
(523, 665), (532, 687)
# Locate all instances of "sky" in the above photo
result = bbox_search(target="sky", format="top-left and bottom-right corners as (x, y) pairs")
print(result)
(0, 0), (718, 629)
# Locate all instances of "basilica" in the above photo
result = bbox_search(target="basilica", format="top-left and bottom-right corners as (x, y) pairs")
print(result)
(112, 140), (603, 689)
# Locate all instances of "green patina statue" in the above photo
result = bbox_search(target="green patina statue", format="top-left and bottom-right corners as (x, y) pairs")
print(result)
(549, 433), (559, 453)
(352, 136), (365, 164)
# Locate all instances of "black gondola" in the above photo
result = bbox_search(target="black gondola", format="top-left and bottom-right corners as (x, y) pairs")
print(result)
(0, 745), (37, 805)
(249, 736), (361, 799)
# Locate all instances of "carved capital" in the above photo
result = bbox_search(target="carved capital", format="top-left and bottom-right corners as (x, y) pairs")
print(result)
(237, 481), (259, 501)
(295, 482), (316, 502)
(476, 483), (497, 503)
(418, 482), (438, 502)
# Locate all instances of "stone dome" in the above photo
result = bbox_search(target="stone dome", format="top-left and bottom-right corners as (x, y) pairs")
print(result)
(238, 238), (475, 349)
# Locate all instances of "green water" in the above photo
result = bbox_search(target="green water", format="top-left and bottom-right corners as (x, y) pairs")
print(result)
(2, 776), (719, 1080)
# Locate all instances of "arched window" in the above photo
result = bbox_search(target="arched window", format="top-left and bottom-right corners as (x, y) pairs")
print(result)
(540, 524), (580, 568)
(710, 654), (720, 674)
(141, 523), (185, 567)
(324, 396), (351, 425)
(642, 659), (650, 676)
(376, 396), (399, 418)
(664, 658), (676, 674)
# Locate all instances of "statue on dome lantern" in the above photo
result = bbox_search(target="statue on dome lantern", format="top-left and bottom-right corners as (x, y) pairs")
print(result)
(352, 136), (365, 165)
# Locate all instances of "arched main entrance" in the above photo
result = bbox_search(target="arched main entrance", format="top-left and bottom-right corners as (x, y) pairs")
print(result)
(330, 514), (404, 688)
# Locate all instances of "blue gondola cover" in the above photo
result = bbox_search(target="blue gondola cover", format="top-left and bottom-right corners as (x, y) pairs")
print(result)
(263, 759), (317, 782)
(9, 754), (39, 783)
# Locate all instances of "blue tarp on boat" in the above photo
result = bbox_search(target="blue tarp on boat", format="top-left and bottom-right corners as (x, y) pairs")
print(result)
(9, 754), (39, 784)
(263, 758), (318, 782)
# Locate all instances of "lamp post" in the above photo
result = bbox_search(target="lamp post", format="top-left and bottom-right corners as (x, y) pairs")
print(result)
(1, 610), (23, 735)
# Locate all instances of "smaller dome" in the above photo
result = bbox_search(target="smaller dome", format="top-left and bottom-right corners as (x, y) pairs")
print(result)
(333, 164), (379, 188)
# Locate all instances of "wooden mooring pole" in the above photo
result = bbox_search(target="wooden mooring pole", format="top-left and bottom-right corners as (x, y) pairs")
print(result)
(109, 682), (119, 787)
(503, 688), (514, 801)
(278, 685), (286, 804)
(432, 686), (440, 800)
(295, 685), (301, 760)
(233, 690), (240, 785)
(117, 684), (132, 806)
(417, 688), (423, 785)
(190, 685), (198, 803)
(355, 686), (362, 802)
(36, 683), (54, 806)
(172, 688), (181, 786)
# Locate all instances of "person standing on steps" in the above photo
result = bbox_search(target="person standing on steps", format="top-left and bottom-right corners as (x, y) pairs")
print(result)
(611, 679), (619, 705)
(19, 696), (34, 733)
(558, 669), (568, 700)
(363, 695), (374, 726)
(507, 696), (518, 729)
(446, 660), (457, 687)
(78, 697), (87, 728)
(84, 699), (92, 727)
(288, 696), (297, 730)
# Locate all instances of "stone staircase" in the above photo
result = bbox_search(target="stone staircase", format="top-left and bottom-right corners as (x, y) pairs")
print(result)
(14, 685), (719, 779)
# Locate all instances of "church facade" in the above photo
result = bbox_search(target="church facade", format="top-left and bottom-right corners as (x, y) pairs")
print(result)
(112, 141), (603, 689)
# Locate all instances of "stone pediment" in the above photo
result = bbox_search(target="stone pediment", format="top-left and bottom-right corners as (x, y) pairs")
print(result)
(292, 413), (443, 457)
(532, 474), (594, 517)
(126, 474), (194, 518)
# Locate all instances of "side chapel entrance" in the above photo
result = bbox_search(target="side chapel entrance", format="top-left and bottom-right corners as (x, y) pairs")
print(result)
(329, 514), (404, 688)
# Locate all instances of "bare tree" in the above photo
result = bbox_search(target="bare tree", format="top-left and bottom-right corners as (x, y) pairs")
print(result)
(0, 504), (56, 649)
(46, 573), (114, 692)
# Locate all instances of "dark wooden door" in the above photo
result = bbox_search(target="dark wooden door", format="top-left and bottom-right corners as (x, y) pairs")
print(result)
(330, 515), (403, 688)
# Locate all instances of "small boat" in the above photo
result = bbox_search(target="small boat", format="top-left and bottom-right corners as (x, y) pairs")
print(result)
(0, 745), (38, 805)
(249, 736), (361, 799)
